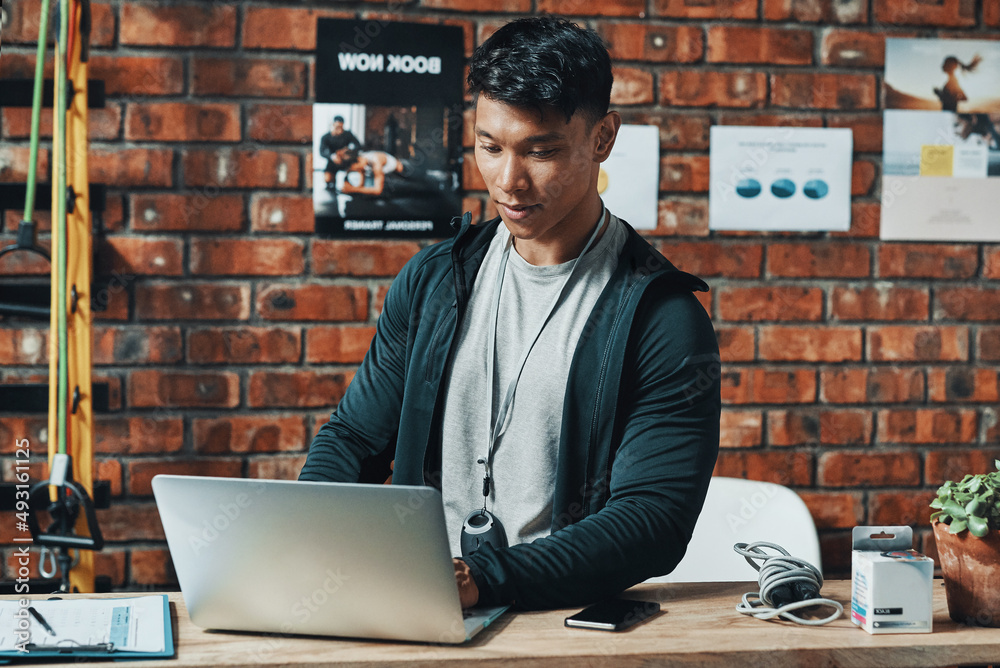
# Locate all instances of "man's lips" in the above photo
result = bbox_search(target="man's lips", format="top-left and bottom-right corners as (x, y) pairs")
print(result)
(498, 202), (539, 220)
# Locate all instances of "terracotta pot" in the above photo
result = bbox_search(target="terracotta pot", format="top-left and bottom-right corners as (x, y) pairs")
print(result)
(933, 521), (1000, 627)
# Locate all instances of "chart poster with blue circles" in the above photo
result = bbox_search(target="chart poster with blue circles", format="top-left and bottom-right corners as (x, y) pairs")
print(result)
(708, 126), (853, 232)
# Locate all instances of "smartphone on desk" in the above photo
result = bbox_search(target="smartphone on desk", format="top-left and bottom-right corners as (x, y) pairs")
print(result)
(564, 598), (661, 632)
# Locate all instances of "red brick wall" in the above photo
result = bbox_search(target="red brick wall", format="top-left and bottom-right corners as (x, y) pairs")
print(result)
(2, 0), (999, 587)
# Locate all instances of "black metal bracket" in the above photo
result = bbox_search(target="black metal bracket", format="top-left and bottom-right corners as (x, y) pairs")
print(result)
(0, 383), (111, 413)
(0, 79), (106, 109)
(0, 183), (106, 214)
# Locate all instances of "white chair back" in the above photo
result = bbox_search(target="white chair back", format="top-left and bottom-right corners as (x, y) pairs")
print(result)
(650, 476), (822, 583)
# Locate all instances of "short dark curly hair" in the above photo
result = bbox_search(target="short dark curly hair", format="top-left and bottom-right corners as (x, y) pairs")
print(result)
(467, 17), (613, 125)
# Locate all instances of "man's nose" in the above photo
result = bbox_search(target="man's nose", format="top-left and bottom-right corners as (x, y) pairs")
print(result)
(496, 154), (529, 193)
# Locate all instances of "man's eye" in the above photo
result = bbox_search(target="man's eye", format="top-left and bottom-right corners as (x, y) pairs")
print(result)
(479, 144), (501, 154)
(529, 149), (556, 158)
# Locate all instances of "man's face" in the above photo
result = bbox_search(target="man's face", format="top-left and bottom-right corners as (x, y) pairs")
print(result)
(332, 120), (344, 135)
(474, 96), (611, 246)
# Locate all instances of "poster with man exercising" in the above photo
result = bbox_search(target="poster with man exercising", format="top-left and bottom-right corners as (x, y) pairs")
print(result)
(313, 19), (464, 238)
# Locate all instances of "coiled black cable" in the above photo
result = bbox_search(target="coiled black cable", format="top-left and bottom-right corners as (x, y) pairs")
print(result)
(734, 541), (844, 626)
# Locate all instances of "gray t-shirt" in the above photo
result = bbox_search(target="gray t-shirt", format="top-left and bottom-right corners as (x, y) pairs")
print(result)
(441, 214), (627, 556)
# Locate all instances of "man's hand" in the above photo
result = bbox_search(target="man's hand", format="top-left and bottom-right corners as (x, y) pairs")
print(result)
(453, 558), (479, 609)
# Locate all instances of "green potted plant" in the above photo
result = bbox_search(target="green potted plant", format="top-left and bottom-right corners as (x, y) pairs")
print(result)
(930, 459), (1000, 626)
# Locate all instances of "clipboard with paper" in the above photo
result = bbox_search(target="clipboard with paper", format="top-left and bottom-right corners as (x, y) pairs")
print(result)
(0, 595), (174, 662)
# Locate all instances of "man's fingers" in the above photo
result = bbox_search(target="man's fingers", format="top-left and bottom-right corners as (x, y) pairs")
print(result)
(453, 558), (480, 609)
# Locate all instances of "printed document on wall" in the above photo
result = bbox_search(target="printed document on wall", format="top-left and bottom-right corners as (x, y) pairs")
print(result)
(598, 125), (659, 230)
(881, 38), (1000, 241)
(709, 126), (853, 232)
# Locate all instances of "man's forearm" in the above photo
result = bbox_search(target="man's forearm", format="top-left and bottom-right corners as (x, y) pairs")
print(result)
(462, 494), (690, 610)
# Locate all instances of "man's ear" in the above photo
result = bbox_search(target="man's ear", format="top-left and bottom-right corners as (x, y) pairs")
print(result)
(593, 111), (622, 163)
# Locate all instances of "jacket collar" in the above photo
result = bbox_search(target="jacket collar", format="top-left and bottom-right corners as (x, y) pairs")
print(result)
(449, 213), (708, 294)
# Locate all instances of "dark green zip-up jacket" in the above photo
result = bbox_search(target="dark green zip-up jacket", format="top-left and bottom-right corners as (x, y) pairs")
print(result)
(300, 213), (721, 610)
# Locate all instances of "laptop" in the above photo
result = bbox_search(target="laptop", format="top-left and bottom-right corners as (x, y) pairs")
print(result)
(151, 475), (509, 644)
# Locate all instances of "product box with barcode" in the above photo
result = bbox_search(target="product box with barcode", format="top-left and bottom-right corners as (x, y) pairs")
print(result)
(851, 526), (933, 634)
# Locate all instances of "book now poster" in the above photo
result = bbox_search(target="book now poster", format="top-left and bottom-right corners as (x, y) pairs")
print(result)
(314, 19), (465, 238)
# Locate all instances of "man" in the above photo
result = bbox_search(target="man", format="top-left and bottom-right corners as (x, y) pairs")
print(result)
(337, 149), (411, 196)
(300, 17), (720, 611)
(319, 116), (360, 188)
(336, 148), (448, 198)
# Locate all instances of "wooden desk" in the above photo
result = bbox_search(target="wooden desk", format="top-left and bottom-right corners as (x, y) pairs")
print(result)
(7, 581), (1000, 667)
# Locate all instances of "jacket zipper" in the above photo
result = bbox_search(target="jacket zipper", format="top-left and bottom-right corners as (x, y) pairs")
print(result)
(423, 301), (458, 383)
(584, 276), (647, 509)
(421, 223), (474, 483)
